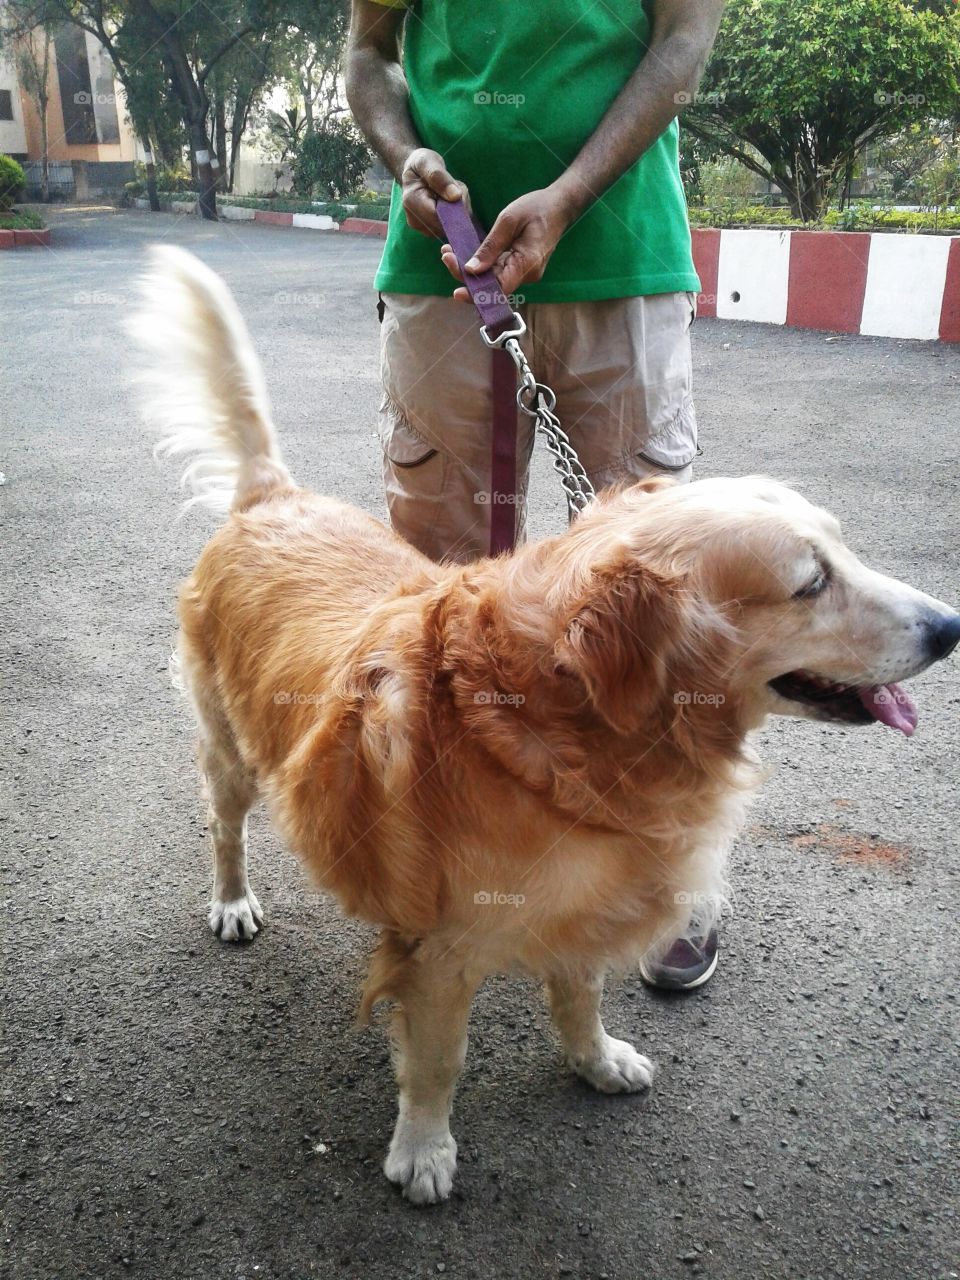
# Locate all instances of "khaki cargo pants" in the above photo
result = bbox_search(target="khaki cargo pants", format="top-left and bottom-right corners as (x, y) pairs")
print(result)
(378, 291), (698, 564)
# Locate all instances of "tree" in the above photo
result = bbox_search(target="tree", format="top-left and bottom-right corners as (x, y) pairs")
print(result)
(1, 3), (54, 201)
(96, 4), (171, 210)
(123, 0), (347, 216)
(121, 0), (266, 219)
(685, 0), (960, 221)
(273, 7), (347, 138)
(207, 29), (279, 193)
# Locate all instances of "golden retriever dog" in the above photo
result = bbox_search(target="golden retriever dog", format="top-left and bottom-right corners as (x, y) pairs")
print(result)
(134, 246), (959, 1205)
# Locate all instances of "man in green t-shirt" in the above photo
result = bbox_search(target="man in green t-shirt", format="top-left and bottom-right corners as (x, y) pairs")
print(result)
(346, 0), (726, 994)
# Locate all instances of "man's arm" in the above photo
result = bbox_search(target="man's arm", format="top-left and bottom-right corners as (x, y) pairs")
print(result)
(345, 0), (467, 237)
(443, 0), (725, 299)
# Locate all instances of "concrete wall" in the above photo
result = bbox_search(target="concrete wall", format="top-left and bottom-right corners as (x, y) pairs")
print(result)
(231, 153), (292, 196)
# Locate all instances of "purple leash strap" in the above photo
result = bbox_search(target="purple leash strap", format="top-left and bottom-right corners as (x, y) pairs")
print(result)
(436, 198), (523, 555)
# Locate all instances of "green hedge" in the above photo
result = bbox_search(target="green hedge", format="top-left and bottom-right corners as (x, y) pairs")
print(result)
(222, 194), (327, 214)
(688, 201), (960, 234)
(136, 192), (392, 220)
(221, 194), (390, 220)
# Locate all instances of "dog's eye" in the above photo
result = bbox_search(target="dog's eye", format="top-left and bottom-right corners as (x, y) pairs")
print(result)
(795, 569), (828, 600)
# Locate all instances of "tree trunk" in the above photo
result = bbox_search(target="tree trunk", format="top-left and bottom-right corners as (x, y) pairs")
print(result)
(39, 93), (49, 202)
(840, 157), (855, 210)
(782, 167), (826, 222)
(799, 176), (826, 222)
(39, 31), (51, 202)
(228, 95), (251, 193)
(300, 71), (315, 136)
(188, 121), (218, 220)
(141, 137), (160, 211)
(214, 96), (228, 192)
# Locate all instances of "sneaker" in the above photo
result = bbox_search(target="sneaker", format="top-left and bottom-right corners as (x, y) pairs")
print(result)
(638, 927), (719, 991)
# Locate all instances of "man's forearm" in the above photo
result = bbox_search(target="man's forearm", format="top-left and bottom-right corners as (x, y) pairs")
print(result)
(347, 0), (466, 239)
(552, 3), (724, 222)
(345, 47), (422, 181)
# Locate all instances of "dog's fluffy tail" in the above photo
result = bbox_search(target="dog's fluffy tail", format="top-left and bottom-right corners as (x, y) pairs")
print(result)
(132, 244), (292, 515)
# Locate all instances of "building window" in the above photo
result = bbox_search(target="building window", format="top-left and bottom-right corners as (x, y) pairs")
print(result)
(0, 90), (13, 122)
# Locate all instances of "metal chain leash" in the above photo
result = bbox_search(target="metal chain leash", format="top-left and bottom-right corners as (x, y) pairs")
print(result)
(481, 317), (596, 518)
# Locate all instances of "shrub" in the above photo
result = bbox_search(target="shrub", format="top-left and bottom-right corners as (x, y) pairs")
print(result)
(150, 162), (195, 194)
(0, 154), (26, 212)
(698, 158), (763, 207)
(351, 188), (391, 206)
(294, 120), (373, 201)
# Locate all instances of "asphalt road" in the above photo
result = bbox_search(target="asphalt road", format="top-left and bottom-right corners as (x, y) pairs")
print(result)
(2, 208), (959, 1280)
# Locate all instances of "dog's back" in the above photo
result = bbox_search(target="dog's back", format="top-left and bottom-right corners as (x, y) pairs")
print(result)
(132, 245), (435, 777)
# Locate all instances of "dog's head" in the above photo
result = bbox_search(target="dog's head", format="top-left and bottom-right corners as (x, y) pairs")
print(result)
(536, 476), (959, 740)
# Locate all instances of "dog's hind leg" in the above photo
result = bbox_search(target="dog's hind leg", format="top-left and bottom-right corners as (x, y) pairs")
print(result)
(370, 934), (482, 1205)
(546, 970), (654, 1094)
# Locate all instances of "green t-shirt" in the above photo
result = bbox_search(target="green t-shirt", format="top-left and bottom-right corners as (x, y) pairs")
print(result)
(372, 0), (700, 303)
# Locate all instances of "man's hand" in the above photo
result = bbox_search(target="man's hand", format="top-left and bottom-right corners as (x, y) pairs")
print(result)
(440, 186), (574, 301)
(401, 148), (470, 237)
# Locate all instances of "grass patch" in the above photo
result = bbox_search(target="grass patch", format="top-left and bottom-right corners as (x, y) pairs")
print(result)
(0, 209), (44, 230)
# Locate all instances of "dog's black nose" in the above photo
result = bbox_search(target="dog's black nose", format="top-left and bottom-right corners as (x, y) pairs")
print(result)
(927, 611), (960, 662)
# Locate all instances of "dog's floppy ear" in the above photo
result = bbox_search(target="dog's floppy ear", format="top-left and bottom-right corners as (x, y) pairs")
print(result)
(554, 552), (698, 736)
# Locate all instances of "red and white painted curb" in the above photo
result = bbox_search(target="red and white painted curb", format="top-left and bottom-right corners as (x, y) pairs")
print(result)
(132, 202), (958, 342)
(136, 196), (390, 240)
(692, 228), (960, 342)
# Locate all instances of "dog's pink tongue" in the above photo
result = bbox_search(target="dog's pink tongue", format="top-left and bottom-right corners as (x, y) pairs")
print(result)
(858, 683), (918, 736)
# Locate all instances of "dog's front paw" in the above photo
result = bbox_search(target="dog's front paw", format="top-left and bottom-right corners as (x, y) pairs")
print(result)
(208, 889), (263, 942)
(572, 1035), (655, 1094)
(384, 1125), (458, 1205)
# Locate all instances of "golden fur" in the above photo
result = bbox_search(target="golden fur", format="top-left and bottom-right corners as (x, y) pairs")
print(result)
(135, 246), (957, 1204)
(180, 480), (753, 970)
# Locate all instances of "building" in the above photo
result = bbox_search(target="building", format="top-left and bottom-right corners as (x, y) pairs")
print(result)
(0, 43), (28, 157)
(1, 18), (140, 199)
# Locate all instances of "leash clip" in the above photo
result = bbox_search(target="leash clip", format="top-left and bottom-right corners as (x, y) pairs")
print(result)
(480, 314), (537, 402)
(479, 312), (526, 349)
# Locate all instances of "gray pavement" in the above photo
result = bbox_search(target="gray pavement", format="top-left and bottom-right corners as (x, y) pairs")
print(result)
(2, 207), (959, 1280)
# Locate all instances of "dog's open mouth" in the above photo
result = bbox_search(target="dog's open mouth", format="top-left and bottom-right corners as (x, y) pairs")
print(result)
(768, 670), (918, 736)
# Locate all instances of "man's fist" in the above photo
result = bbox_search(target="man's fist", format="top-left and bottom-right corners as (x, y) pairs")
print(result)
(401, 148), (469, 237)
(439, 186), (575, 301)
